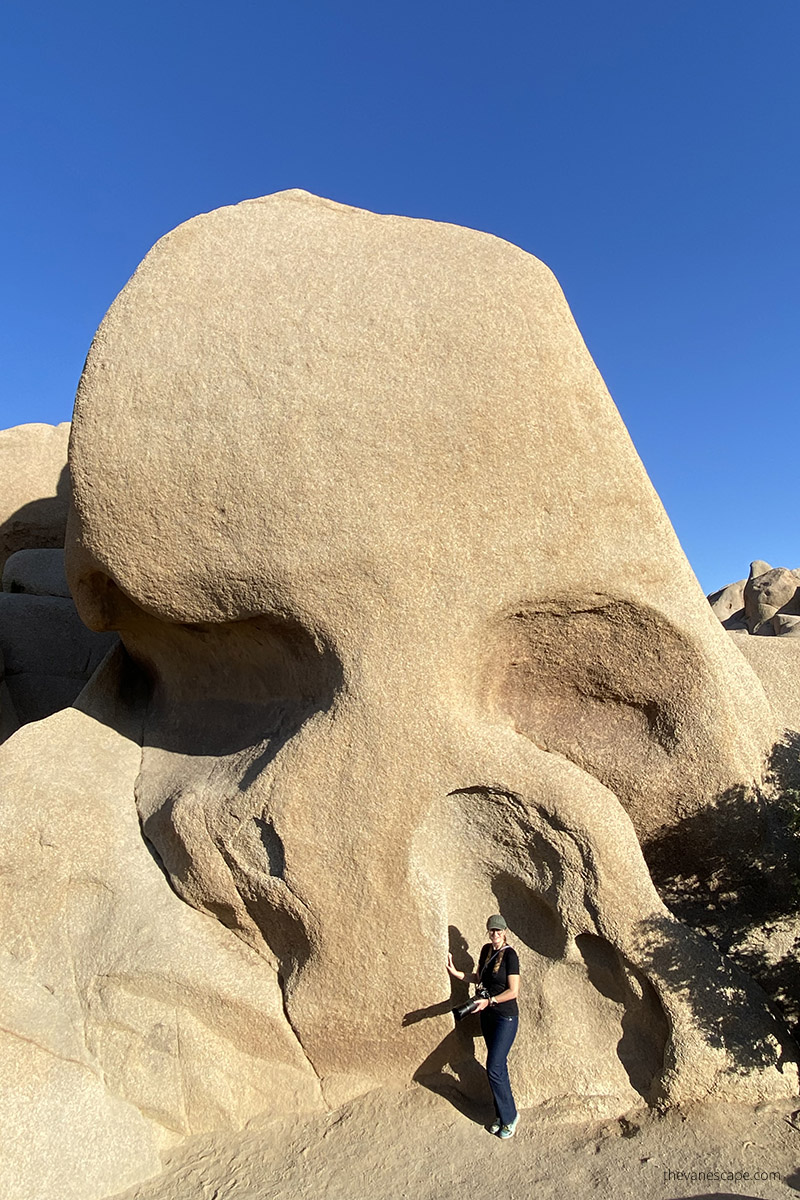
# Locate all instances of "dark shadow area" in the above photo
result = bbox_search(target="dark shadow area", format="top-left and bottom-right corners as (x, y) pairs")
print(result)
(402, 998), (454, 1026)
(0, 463), (70, 570)
(636, 913), (792, 1074)
(492, 870), (568, 959)
(577, 932), (669, 1102)
(644, 730), (800, 1039)
(410, 925), (493, 1125)
(0, 466), (117, 738)
(122, 610), (344, 760)
(786, 1168), (800, 1190)
(492, 871), (668, 1103)
(254, 816), (286, 878)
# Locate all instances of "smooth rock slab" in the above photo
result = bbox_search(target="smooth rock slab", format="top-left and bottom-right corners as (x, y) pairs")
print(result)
(0, 650), (325, 1200)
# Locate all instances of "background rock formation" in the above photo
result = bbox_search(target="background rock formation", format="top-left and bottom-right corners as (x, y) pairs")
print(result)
(0, 430), (117, 739)
(709, 560), (800, 637)
(693, 561), (800, 1034)
(0, 422), (71, 569)
(707, 559), (800, 769)
(2, 193), (800, 1199)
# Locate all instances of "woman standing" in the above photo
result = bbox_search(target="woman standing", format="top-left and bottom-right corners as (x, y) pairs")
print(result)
(446, 914), (520, 1138)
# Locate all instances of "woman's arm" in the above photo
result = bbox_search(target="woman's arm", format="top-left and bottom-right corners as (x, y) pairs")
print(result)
(486, 973), (520, 1006)
(446, 951), (479, 985)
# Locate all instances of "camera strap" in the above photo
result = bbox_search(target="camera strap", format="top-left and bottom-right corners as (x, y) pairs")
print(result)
(479, 946), (505, 982)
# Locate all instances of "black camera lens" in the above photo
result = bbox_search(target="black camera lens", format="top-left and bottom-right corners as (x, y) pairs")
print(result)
(452, 998), (480, 1021)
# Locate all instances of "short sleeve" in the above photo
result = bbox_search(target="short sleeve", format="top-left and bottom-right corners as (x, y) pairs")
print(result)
(505, 947), (520, 975)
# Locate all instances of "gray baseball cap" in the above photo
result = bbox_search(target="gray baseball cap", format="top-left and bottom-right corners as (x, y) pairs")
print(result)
(486, 914), (507, 931)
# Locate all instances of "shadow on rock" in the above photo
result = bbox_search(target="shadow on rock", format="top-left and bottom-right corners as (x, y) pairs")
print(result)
(0, 463), (71, 569)
(408, 925), (492, 1124)
(636, 913), (790, 1074)
(644, 730), (800, 1043)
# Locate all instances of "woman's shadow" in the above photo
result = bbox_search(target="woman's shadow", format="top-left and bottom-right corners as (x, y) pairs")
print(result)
(402, 925), (493, 1124)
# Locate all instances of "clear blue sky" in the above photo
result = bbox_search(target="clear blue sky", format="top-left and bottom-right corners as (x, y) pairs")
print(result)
(2, 1), (798, 593)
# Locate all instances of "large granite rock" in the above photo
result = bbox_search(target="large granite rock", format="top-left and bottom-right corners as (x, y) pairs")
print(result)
(3, 192), (797, 1197)
(0, 422), (70, 570)
(707, 578), (747, 629)
(0, 650), (323, 1200)
(744, 564), (800, 634)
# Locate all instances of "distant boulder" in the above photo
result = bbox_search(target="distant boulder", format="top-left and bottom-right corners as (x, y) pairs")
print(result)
(0, 422), (70, 569)
(709, 560), (800, 638)
(0, 440), (118, 742)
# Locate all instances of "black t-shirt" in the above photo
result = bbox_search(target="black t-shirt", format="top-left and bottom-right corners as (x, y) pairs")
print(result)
(478, 943), (520, 1017)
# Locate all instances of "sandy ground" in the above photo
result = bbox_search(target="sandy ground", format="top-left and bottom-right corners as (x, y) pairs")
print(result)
(111, 1085), (800, 1200)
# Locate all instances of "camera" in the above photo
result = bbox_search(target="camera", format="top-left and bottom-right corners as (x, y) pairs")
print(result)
(452, 987), (489, 1021)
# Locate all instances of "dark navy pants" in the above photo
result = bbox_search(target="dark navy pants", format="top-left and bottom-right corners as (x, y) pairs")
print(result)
(480, 1009), (518, 1125)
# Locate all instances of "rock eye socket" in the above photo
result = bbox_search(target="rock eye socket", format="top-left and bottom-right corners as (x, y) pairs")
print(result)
(483, 596), (710, 840)
(119, 608), (342, 758)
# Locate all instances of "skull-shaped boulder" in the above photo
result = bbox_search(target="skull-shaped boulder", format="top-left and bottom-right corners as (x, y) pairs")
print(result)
(63, 190), (794, 1113)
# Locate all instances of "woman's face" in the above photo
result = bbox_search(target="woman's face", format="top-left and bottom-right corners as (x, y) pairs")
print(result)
(487, 927), (507, 947)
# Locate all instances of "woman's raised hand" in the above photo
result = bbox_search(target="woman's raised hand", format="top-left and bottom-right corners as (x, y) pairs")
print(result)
(446, 951), (462, 979)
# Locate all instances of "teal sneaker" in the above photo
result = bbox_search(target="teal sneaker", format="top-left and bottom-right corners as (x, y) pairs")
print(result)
(498, 1114), (519, 1139)
(489, 1118), (502, 1134)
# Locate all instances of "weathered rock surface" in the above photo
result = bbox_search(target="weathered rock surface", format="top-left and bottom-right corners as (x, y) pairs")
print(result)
(707, 578), (747, 629)
(729, 632), (800, 732)
(68, 190), (776, 845)
(110, 1086), (800, 1200)
(0, 650), (324, 1200)
(3, 192), (799, 1198)
(745, 564), (800, 634)
(772, 614), (800, 637)
(0, 422), (70, 569)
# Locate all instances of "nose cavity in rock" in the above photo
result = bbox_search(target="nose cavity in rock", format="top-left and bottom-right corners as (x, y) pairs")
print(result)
(411, 783), (674, 1109)
(222, 809), (314, 978)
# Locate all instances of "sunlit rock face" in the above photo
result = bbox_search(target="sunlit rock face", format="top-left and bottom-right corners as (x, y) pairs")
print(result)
(2, 192), (798, 1200)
